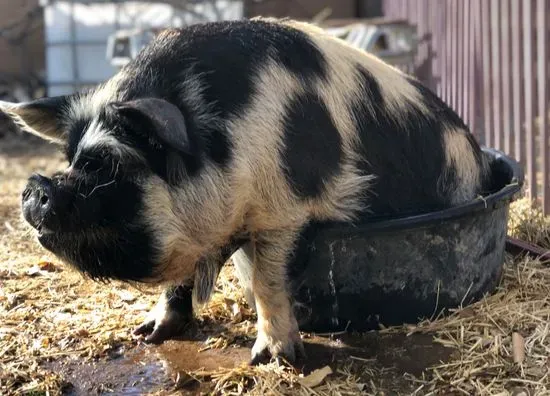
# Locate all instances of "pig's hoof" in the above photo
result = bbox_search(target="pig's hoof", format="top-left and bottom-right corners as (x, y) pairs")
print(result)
(249, 331), (305, 366)
(133, 300), (191, 344)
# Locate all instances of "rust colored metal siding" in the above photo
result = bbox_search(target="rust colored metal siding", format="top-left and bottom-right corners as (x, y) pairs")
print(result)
(383, 0), (550, 213)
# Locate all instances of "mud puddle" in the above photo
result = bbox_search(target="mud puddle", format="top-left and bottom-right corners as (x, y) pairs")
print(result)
(48, 330), (453, 395)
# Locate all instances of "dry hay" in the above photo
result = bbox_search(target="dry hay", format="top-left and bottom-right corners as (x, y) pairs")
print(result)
(1, 134), (550, 396)
(509, 197), (550, 250)
(386, 254), (550, 395)
(0, 137), (156, 395)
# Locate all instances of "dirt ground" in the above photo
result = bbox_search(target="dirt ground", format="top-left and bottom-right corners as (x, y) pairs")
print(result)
(1, 129), (550, 395)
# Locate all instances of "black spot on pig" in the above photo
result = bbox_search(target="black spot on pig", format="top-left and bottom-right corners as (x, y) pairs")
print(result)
(405, 76), (489, 195)
(203, 127), (232, 167)
(263, 22), (328, 84)
(405, 77), (468, 131)
(281, 91), (342, 199)
(118, 20), (326, 120)
(191, 20), (328, 116)
(352, 66), (461, 218)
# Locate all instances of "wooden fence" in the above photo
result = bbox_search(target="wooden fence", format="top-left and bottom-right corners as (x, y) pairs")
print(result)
(382, 0), (550, 213)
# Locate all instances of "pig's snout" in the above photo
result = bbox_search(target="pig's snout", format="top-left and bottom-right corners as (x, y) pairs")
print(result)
(22, 174), (58, 234)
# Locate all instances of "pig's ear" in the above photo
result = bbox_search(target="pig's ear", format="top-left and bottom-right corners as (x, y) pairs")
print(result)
(109, 98), (196, 184)
(0, 96), (71, 144)
(108, 98), (194, 156)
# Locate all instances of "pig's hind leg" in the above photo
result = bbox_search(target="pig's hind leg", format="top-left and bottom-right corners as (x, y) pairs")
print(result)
(232, 241), (257, 311)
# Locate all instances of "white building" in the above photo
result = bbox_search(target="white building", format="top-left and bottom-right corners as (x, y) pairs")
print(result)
(40, 0), (243, 96)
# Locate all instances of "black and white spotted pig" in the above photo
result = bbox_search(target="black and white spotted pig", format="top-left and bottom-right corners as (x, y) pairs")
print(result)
(1, 17), (492, 364)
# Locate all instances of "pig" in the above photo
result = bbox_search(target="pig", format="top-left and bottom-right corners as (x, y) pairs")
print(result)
(1, 17), (492, 365)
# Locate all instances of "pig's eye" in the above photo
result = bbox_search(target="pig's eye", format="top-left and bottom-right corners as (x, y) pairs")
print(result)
(83, 158), (104, 172)
(75, 151), (109, 172)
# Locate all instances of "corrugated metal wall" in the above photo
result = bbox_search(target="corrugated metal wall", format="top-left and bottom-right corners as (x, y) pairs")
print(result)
(383, 0), (550, 213)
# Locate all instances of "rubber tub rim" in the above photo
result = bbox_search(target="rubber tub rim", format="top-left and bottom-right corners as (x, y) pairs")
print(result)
(315, 147), (524, 236)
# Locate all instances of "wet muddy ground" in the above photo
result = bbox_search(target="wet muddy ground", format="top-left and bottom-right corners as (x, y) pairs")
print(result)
(48, 326), (453, 395)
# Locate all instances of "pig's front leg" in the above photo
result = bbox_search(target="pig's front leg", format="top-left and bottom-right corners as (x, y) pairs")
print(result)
(133, 245), (235, 344)
(133, 284), (193, 344)
(250, 229), (305, 365)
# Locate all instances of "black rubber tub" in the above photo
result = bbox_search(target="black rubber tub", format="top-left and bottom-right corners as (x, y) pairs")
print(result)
(233, 148), (524, 333)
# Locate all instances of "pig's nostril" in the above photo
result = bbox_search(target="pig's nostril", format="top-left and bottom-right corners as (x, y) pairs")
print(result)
(40, 195), (49, 206)
(22, 188), (32, 201)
